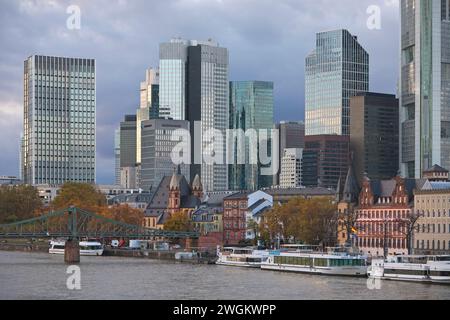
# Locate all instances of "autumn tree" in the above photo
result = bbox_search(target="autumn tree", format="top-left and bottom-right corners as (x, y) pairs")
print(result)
(105, 205), (144, 226)
(51, 182), (106, 212)
(164, 211), (192, 232)
(260, 197), (337, 247)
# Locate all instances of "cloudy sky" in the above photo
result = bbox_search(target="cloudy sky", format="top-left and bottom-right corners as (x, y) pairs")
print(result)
(0, 0), (400, 184)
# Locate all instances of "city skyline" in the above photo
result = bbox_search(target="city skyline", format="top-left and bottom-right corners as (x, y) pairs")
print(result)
(0, 0), (400, 184)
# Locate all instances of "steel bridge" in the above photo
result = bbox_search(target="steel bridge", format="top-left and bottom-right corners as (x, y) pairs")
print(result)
(0, 207), (199, 240)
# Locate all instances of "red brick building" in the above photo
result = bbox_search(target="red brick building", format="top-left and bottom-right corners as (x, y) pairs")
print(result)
(223, 192), (250, 245)
(354, 175), (425, 257)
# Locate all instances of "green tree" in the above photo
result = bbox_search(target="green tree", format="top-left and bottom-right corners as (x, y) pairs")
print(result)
(0, 185), (42, 223)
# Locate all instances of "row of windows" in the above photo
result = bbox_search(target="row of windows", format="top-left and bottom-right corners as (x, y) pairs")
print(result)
(415, 240), (450, 251)
(273, 256), (365, 267)
(417, 224), (450, 234)
(225, 231), (245, 240)
(357, 238), (406, 249)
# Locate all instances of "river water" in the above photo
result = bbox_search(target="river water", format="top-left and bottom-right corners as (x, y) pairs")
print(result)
(0, 251), (449, 300)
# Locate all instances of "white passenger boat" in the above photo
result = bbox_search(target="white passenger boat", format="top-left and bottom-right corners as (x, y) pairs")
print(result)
(368, 255), (450, 284)
(216, 247), (270, 268)
(261, 246), (368, 277)
(49, 240), (104, 256)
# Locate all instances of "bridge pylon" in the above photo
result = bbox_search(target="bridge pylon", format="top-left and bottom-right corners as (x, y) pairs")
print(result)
(64, 239), (80, 264)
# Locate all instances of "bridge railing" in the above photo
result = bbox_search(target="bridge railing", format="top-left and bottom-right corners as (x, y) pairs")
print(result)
(0, 207), (199, 239)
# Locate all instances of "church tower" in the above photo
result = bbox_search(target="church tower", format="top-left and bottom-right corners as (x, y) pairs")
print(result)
(191, 174), (203, 199)
(168, 166), (182, 212)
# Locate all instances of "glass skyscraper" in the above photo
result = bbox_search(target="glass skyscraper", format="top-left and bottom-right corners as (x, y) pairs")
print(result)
(187, 40), (229, 192)
(159, 39), (189, 120)
(114, 128), (120, 185)
(229, 81), (274, 191)
(140, 119), (190, 191)
(400, 0), (450, 178)
(158, 38), (229, 191)
(23, 55), (96, 185)
(305, 29), (369, 136)
(136, 67), (159, 166)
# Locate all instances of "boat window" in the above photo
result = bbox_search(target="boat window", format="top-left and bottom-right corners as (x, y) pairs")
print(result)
(53, 245), (65, 250)
(315, 258), (328, 267)
(435, 256), (450, 261)
(384, 269), (428, 276)
(430, 271), (450, 277)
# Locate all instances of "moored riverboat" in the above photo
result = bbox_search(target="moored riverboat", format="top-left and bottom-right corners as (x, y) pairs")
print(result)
(261, 246), (368, 277)
(368, 255), (450, 284)
(216, 247), (270, 268)
(49, 240), (104, 256)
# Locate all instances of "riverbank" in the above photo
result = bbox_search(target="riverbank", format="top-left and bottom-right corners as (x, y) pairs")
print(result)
(103, 248), (217, 264)
(0, 241), (216, 264)
(0, 240), (48, 253)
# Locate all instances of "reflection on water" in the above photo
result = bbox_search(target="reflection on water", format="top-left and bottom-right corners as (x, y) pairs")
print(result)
(0, 251), (449, 300)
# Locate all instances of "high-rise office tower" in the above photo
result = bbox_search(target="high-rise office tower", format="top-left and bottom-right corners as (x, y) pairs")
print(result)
(275, 121), (305, 185)
(23, 55), (96, 185)
(305, 29), (369, 136)
(140, 119), (190, 191)
(400, 0), (450, 178)
(119, 115), (137, 188)
(19, 133), (24, 182)
(136, 68), (159, 166)
(159, 38), (229, 191)
(350, 92), (399, 183)
(119, 115), (137, 168)
(229, 81), (274, 191)
(114, 128), (121, 185)
(159, 39), (190, 120)
(302, 135), (350, 188)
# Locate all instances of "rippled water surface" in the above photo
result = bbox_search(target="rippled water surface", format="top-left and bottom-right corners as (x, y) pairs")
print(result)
(0, 251), (449, 300)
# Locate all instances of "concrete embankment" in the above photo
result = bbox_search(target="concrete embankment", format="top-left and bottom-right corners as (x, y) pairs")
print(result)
(103, 248), (217, 264)
(0, 242), (217, 264)
(0, 241), (48, 253)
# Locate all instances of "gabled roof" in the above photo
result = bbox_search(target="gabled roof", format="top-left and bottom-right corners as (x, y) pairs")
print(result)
(367, 178), (427, 202)
(145, 172), (200, 216)
(424, 164), (449, 173)
(146, 176), (172, 210)
(248, 199), (269, 211)
(265, 187), (335, 196)
(224, 191), (251, 200)
(109, 193), (153, 205)
(420, 181), (450, 191)
(343, 166), (358, 194)
(192, 174), (202, 190)
(202, 191), (238, 206)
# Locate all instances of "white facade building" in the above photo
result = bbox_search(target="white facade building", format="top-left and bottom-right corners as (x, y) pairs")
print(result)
(279, 148), (303, 188)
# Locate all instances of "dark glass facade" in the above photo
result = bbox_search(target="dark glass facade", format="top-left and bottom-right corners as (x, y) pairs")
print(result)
(350, 93), (399, 183)
(229, 81), (274, 191)
(302, 135), (349, 188)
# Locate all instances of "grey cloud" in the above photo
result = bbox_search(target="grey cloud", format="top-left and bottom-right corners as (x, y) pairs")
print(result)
(0, 0), (399, 183)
